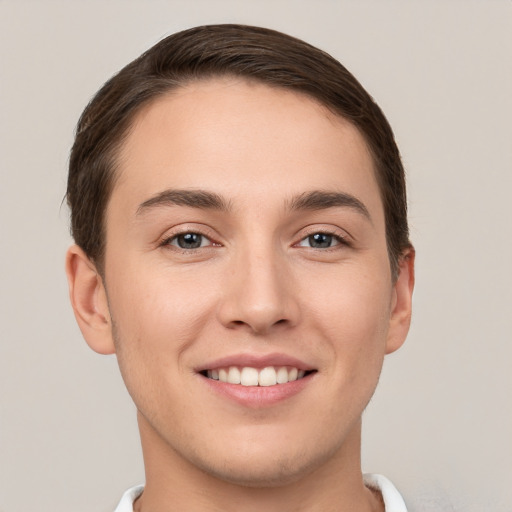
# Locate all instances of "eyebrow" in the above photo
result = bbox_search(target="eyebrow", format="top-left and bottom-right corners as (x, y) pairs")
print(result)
(137, 189), (231, 214)
(136, 188), (370, 220)
(288, 190), (371, 220)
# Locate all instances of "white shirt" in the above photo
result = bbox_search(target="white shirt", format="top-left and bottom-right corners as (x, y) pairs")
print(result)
(113, 474), (407, 511)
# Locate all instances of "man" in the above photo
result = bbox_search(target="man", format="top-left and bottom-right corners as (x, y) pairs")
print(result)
(65, 24), (414, 512)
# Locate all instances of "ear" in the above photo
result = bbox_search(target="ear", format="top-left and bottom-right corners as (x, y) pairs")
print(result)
(65, 244), (115, 355)
(385, 247), (415, 355)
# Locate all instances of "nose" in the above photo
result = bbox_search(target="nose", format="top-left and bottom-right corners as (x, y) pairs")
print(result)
(217, 245), (300, 335)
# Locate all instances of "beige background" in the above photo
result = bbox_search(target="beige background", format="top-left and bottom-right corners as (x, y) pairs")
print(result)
(1, 1), (511, 511)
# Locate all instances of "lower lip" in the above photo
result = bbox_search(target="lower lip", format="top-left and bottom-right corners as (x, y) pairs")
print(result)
(200, 373), (314, 408)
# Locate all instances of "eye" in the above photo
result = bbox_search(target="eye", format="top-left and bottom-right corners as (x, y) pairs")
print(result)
(298, 232), (343, 249)
(167, 232), (212, 249)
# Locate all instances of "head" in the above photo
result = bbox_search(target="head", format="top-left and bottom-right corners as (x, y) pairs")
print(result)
(65, 25), (414, 492)
(67, 24), (410, 280)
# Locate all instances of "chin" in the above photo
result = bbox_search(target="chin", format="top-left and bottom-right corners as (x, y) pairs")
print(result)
(197, 456), (317, 488)
(186, 436), (337, 489)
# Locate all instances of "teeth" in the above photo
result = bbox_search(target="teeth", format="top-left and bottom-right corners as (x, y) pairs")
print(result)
(240, 367), (259, 386)
(276, 367), (288, 384)
(227, 367), (241, 384)
(259, 367), (277, 386)
(206, 366), (308, 387)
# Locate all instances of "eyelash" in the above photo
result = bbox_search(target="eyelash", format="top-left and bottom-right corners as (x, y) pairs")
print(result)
(159, 228), (350, 252)
(159, 230), (219, 252)
(295, 229), (351, 250)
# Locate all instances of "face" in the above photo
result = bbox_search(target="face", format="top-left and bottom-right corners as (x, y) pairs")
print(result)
(90, 79), (412, 485)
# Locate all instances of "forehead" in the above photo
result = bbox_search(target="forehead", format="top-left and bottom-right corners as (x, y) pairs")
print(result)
(111, 78), (382, 220)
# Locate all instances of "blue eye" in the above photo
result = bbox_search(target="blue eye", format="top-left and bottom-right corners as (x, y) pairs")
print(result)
(169, 232), (210, 249)
(298, 233), (342, 249)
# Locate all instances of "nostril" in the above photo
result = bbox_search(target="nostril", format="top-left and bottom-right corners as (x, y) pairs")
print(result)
(227, 317), (289, 334)
(227, 320), (249, 330)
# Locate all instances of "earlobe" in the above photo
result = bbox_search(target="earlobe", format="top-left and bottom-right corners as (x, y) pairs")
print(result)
(65, 245), (115, 355)
(385, 247), (415, 355)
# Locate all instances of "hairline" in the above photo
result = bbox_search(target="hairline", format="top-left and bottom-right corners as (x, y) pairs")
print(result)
(86, 74), (402, 280)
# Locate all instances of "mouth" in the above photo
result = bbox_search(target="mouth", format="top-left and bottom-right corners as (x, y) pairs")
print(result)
(197, 355), (317, 406)
(200, 366), (315, 387)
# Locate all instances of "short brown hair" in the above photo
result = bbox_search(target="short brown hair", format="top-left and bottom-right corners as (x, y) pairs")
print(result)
(67, 24), (410, 277)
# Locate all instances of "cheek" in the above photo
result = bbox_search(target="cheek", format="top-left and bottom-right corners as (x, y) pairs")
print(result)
(305, 265), (393, 373)
(108, 259), (213, 336)
(105, 262), (223, 392)
(310, 263), (391, 329)
(107, 275), (199, 423)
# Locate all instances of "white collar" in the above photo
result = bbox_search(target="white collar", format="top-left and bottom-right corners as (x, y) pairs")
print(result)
(364, 473), (408, 512)
(114, 474), (407, 511)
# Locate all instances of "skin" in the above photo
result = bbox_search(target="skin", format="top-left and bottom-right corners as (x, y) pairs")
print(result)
(66, 78), (414, 512)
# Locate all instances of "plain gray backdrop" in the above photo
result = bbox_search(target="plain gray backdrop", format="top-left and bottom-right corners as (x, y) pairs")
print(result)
(1, 1), (511, 511)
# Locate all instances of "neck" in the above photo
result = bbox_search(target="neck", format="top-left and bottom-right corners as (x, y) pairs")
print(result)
(134, 412), (383, 512)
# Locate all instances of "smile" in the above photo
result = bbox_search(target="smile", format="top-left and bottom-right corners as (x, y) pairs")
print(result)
(202, 366), (311, 387)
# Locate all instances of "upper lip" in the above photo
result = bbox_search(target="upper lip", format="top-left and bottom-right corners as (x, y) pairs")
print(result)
(196, 353), (315, 372)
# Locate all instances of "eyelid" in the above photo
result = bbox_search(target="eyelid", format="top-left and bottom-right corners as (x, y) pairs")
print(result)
(158, 224), (222, 249)
(168, 233), (212, 249)
(294, 225), (352, 247)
